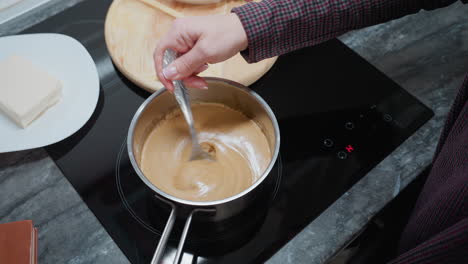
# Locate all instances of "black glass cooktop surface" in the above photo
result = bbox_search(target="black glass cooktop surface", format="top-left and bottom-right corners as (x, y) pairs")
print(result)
(21, 0), (434, 263)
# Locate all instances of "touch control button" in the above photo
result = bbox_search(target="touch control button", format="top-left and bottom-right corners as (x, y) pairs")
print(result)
(324, 139), (334, 147)
(345, 122), (355, 130)
(337, 151), (347, 160)
(383, 114), (393, 122)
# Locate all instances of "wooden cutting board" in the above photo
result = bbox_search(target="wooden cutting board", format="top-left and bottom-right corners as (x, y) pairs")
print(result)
(104, 0), (277, 92)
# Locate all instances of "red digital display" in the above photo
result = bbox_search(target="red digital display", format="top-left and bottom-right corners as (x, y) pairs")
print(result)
(345, 145), (354, 153)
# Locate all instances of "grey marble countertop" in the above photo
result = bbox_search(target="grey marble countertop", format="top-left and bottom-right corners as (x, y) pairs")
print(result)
(0, 0), (84, 36)
(1, 1), (467, 264)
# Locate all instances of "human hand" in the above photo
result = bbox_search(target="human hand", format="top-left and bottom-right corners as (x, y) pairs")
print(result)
(154, 13), (248, 91)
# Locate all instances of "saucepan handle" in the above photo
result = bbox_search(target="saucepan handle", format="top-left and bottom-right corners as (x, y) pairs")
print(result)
(150, 207), (195, 264)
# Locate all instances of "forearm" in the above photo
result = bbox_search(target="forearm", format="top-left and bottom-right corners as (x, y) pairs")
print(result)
(232, 0), (462, 63)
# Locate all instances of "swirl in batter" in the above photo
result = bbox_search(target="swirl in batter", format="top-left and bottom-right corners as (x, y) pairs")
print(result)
(141, 103), (271, 202)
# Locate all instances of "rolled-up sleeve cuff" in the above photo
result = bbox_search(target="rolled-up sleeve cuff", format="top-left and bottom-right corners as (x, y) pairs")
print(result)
(231, 2), (273, 63)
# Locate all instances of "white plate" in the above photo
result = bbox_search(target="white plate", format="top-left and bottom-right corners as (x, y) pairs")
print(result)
(0, 33), (99, 153)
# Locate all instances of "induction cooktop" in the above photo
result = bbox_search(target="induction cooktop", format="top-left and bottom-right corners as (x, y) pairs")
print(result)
(21, 0), (434, 263)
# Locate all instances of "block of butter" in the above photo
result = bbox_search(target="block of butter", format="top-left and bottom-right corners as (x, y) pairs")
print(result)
(0, 56), (62, 128)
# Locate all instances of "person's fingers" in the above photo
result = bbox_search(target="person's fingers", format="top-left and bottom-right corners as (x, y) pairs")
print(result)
(162, 45), (208, 80)
(154, 38), (175, 91)
(155, 45), (208, 91)
(183, 75), (208, 89)
(154, 27), (194, 91)
(194, 63), (209, 74)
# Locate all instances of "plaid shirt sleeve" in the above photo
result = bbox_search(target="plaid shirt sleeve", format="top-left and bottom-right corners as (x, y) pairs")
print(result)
(231, 0), (466, 63)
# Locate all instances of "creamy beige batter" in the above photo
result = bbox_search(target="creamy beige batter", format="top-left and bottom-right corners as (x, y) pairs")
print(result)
(141, 103), (271, 202)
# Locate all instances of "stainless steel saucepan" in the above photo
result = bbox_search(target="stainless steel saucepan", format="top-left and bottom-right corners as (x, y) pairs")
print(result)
(127, 77), (280, 264)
